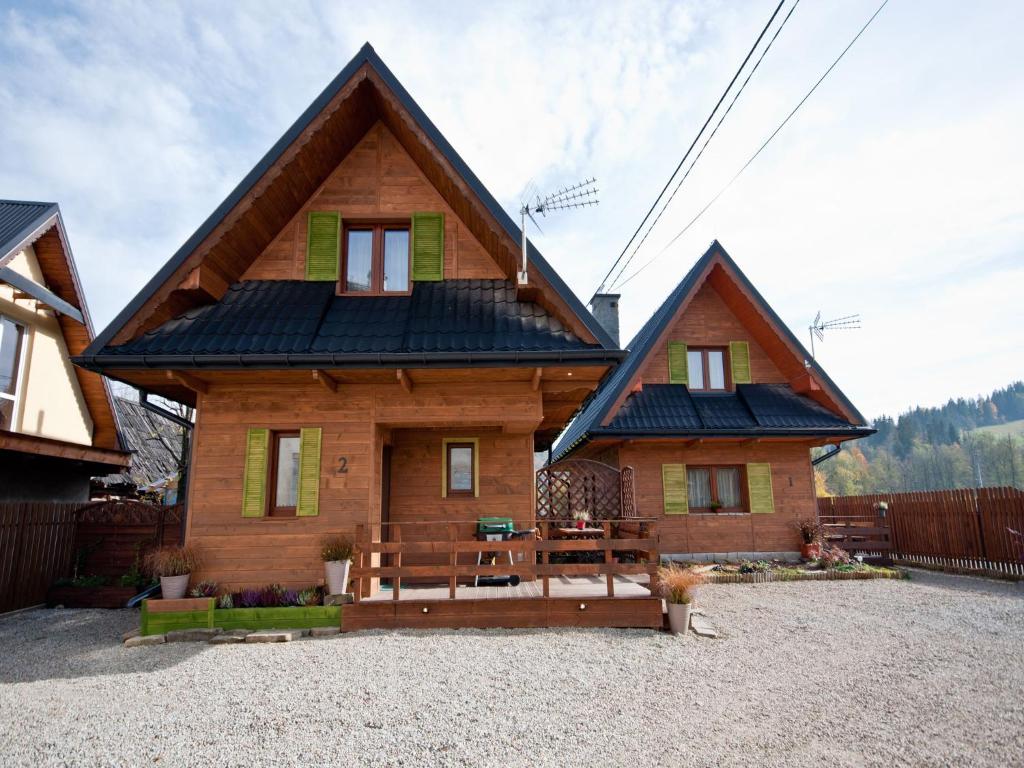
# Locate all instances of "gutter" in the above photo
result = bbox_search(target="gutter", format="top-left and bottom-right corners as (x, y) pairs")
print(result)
(812, 443), (844, 466)
(73, 348), (628, 372)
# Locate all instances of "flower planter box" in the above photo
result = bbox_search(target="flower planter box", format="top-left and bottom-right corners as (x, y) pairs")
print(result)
(47, 585), (139, 609)
(139, 598), (341, 636)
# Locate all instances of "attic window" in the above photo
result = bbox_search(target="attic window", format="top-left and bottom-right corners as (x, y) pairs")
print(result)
(687, 347), (728, 391)
(343, 223), (410, 295)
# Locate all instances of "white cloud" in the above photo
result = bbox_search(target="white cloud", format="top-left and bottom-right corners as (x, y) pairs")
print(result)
(0, 0), (1021, 419)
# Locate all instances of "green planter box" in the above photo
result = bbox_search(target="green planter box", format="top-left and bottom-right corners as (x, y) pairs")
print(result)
(140, 601), (340, 636)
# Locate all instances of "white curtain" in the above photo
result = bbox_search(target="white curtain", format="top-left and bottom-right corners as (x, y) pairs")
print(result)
(717, 467), (741, 508)
(687, 468), (712, 508)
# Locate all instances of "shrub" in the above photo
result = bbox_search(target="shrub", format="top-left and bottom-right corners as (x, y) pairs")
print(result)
(257, 584), (287, 607)
(280, 589), (300, 607)
(296, 586), (322, 607)
(321, 535), (355, 563)
(739, 559), (772, 574)
(217, 593), (234, 609)
(794, 518), (823, 544)
(657, 564), (705, 605)
(144, 546), (200, 578)
(818, 546), (852, 568)
(189, 581), (218, 598)
(238, 589), (260, 608)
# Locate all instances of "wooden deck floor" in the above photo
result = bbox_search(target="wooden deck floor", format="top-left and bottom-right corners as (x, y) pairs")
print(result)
(362, 574), (652, 602)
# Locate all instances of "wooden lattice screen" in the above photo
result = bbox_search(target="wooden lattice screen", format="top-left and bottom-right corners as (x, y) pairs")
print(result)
(536, 460), (636, 521)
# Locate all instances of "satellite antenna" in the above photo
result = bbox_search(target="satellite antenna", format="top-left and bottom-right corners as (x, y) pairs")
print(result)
(808, 311), (860, 359)
(517, 178), (599, 285)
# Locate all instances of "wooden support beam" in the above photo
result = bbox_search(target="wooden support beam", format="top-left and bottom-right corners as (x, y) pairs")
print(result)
(176, 264), (230, 302)
(531, 367), (542, 391)
(396, 368), (413, 394)
(313, 369), (338, 393)
(165, 370), (208, 394)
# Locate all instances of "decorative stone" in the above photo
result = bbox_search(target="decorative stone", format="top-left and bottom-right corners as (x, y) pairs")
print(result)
(209, 633), (246, 645)
(125, 634), (165, 647)
(121, 628), (141, 642)
(690, 614), (718, 639)
(245, 629), (302, 643)
(310, 626), (341, 638)
(165, 628), (223, 643)
(324, 593), (354, 606)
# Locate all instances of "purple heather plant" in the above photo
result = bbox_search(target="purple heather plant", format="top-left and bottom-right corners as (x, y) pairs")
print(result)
(238, 589), (260, 608)
(281, 589), (300, 607)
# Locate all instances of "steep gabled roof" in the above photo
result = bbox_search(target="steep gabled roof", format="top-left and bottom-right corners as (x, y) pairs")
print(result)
(552, 240), (869, 460)
(0, 200), (122, 451)
(82, 42), (615, 363)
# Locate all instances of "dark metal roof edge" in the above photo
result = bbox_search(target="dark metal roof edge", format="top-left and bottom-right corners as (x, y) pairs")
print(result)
(84, 42), (617, 358)
(0, 201), (59, 262)
(73, 348), (627, 371)
(587, 427), (877, 439)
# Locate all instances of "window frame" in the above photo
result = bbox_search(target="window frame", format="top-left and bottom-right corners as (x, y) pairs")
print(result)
(340, 221), (412, 296)
(687, 464), (747, 513)
(687, 346), (731, 392)
(445, 441), (477, 497)
(0, 315), (28, 431)
(267, 430), (301, 517)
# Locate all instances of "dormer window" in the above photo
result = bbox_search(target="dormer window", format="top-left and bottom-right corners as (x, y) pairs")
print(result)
(342, 222), (411, 295)
(687, 347), (728, 391)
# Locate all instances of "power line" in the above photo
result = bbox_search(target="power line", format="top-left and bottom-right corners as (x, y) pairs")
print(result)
(615, 0), (891, 290)
(592, 0), (786, 297)
(605, 0), (802, 291)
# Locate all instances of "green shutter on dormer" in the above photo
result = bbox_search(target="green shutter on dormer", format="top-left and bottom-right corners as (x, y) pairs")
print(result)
(296, 427), (322, 517)
(306, 211), (340, 281)
(668, 342), (688, 385)
(241, 428), (270, 518)
(747, 463), (774, 513)
(662, 464), (689, 514)
(730, 340), (752, 384)
(411, 212), (444, 281)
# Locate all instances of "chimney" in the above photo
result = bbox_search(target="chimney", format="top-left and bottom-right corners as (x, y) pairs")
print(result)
(590, 293), (621, 347)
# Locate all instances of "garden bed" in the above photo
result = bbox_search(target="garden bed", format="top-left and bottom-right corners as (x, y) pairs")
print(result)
(689, 559), (905, 584)
(139, 598), (341, 636)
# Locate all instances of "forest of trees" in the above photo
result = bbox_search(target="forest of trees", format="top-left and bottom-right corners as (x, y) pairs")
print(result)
(815, 381), (1024, 495)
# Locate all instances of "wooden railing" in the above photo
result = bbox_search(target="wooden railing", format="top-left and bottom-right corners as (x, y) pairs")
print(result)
(352, 519), (660, 602)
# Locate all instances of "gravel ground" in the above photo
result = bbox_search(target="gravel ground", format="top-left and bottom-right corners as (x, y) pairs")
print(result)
(0, 569), (1021, 767)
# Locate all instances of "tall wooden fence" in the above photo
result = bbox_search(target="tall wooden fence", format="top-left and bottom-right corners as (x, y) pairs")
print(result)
(0, 501), (185, 614)
(819, 487), (1024, 577)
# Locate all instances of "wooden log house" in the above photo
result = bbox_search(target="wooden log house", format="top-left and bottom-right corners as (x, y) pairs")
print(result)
(75, 44), (672, 629)
(553, 242), (874, 559)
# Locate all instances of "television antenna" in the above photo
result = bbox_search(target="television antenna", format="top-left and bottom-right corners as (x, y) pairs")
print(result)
(517, 178), (599, 285)
(808, 311), (860, 358)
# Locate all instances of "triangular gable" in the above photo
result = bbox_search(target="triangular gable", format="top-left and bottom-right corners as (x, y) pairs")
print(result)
(84, 43), (614, 357)
(0, 200), (121, 450)
(552, 240), (866, 459)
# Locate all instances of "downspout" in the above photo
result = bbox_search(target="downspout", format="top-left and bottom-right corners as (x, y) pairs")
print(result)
(811, 443), (843, 523)
(812, 443), (843, 466)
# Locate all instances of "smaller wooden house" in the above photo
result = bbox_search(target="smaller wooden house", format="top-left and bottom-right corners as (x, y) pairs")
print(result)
(553, 241), (873, 559)
(0, 200), (128, 501)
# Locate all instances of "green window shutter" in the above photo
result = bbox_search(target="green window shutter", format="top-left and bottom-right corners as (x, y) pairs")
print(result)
(668, 341), (688, 385)
(306, 211), (340, 281)
(662, 463), (689, 514)
(747, 463), (775, 513)
(411, 212), (444, 281)
(730, 340), (752, 384)
(241, 428), (270, 518)
(296, 427), (322, 517)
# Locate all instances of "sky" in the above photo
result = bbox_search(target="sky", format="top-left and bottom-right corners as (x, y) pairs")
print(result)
(1, 0), (1022, 420)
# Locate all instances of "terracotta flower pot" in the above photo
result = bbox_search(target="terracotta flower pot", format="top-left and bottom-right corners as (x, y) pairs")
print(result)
(325, 559), (351, 595)
(666, 602), (692, 635)
(160, 574), (190, 600)
(801, 542), (822, 559)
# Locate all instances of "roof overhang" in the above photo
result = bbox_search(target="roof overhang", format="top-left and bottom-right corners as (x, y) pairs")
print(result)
(0, 428), (130, 470)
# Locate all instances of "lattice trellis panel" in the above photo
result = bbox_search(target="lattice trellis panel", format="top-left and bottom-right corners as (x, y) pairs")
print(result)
(536, 459), (632, 520)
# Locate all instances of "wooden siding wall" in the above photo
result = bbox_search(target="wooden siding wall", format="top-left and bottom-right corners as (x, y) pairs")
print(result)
(640, 282), (785, 387)
(618, 441), (816, 554)
(186, 378), (541, 590)
(387, 428), (534, 573)
(243, 123), (503, 282)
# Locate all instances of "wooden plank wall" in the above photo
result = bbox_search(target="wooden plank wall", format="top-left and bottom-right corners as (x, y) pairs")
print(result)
(619, 441), (817, 554)
(819, 487), (1024, 575)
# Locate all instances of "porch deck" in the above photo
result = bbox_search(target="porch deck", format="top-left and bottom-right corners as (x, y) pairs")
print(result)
(343, 519), (664, 631)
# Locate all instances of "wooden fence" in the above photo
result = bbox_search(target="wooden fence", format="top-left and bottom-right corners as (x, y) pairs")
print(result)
(0, 501), (185, 614)
(819, 487), (1024, 577)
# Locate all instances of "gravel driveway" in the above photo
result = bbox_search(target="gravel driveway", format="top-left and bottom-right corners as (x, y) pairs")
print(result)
(0, 569), (1021, 767)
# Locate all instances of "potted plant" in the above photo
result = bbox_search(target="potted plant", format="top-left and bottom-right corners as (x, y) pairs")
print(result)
(321, 535), (355, 595)
(657, 563), (705, 635)
(708, 500), (723, 512)
(795, 518), (823, 559)
(571, 509), (590, 530)
(144, 545), (200, 599)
